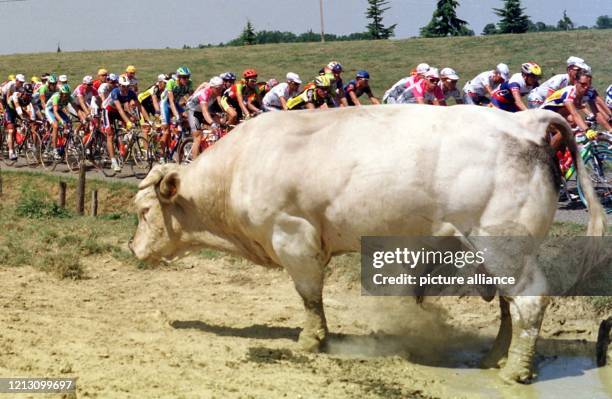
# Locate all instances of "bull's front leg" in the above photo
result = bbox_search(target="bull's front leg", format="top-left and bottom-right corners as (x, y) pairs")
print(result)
(481, 296), (512, 368)
(271, 215), (329, 352)
(499, 295), (549, 383)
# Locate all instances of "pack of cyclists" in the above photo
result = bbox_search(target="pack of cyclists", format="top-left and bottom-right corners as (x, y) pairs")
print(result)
(1, 57), (611, 172)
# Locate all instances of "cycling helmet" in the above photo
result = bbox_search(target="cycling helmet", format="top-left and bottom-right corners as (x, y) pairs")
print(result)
(220, 72), (236, 81)
(15, 74), (26, 83)
(566, 56), (585, 68)
(8, 74), (15, 81)
(157, 73), (168, 82)
(314, 75), (331, 88)
(440, 67), (459, 80)
(495, 63), (510, 81)
(209, 76), (224, 88)
(267, 78), (279, 88)
(521, 62), (542, 77)
(425, 68), (440, 79)
(176, 66), (191, 77)
(243, 69), (258, 79)
(416, 63), (430, 75)
(108, 73), (119, 82)
(118, 75), (131, 87)
(82, 75), (94, 84)
(126, 65), (137, 74)
(59, 84), (71, 94)
(48, 74), (58, 84)
(356, 70), (370, 79)
(286, 72), (302, 84)
(98, 68), (109, 75)
(31, 76), (41, 84)
(22, 83), (33, 94)
(59, 75), (68, 83)
(606, 84), (612, 108)
(327, 61), (343, 73)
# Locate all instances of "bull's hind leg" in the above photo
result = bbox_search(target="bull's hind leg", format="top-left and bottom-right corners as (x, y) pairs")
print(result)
(499, 294), (549, 383)
(271, 214), (329, 352)
(481, 297), (512, 368)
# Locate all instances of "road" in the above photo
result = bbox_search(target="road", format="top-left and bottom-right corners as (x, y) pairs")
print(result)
(1, 161), (610, 225)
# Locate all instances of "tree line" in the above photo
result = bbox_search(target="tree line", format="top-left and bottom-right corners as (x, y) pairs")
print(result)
(183, 0), (612, 48)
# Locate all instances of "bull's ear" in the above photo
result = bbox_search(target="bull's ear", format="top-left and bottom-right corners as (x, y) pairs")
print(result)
(159, 171), (181, 203)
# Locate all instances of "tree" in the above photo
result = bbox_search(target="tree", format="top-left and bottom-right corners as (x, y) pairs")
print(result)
(557, 10), (574, 31)
(595, 15), (612, 29)
(240, 20), (256, 45)
(494, 0), (530, 34)
(482, 23), (498, 35)
(420, 0), (472, 37)
(365, 0), (397, 39)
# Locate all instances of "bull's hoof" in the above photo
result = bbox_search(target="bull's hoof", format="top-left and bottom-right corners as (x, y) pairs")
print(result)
(498, 365), (533, 384)
(298, 328), (327, 353)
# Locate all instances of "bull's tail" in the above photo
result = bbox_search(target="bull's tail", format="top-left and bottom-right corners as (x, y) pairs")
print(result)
(546, 113), (607, 237)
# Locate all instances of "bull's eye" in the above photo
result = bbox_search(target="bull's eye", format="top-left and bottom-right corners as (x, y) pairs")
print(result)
(140, 208), (150, 222)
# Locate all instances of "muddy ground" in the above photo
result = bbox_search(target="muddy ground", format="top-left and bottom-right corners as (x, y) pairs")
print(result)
(1, 252), (610, 399)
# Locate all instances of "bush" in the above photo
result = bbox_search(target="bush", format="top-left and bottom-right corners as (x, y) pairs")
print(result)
(15, 185), (71, 219)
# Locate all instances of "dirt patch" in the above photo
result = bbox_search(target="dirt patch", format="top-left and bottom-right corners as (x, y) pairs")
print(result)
(0, 253), (610, 398)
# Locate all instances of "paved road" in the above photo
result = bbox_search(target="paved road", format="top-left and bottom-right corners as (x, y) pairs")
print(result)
(1, 161), (610, 226)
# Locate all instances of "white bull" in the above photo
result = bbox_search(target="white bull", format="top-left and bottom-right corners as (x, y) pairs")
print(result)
(130, 104), (606, 383)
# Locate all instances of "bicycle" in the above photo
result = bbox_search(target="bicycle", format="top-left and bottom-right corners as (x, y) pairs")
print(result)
(560, 131), (612, 214)
(0, 119), (42, 167)
(177, 124), (229, 165)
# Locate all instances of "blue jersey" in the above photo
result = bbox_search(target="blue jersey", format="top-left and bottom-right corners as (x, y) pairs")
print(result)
(103, 87), (137, 111)
(344, 80), (373, 106)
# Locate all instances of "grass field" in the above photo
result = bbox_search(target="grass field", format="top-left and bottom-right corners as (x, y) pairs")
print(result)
(1, 30), (611, 97)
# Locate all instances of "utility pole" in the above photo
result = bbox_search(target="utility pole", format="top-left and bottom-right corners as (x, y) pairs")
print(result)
(319, 0), (325, 42)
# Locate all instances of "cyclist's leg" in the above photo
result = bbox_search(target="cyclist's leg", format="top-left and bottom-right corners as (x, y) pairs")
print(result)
(188, 109), (203, 159)
(103, 109), (117, 159)
(4, 109), (17, 156)
(159, 100), (173, 154)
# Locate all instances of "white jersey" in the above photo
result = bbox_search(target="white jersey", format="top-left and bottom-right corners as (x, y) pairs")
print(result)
(529, 74), (570, 101)
(98, 83), (114, 100)
(262, 82), (299, 110)
(463, 71), (498, 97)
(507, 73), (534, 95)
(383, 77), (411, 103)
(438, 81), (462, 102)
(1, 80), (16, 97)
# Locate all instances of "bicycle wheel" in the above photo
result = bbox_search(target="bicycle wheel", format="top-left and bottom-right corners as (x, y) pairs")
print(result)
(177, 136), (193, 165)
(24, 131), (42, 167)
(65, 131), (85, 173)
(578, 148), (612, 214)
(128, 135), (153, 179)
(38, 131), (59, 171)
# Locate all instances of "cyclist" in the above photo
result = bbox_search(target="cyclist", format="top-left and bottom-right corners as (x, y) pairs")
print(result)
(221, 69), (262, 125)
(323, 61), (348, 107)
(139, 73), (167, 124)
(2, 73), (25, 108)
(72, 76), (99, 116)
(262, 72), (302, 111)
(439, 68), (463, 104)
(396, 68), (446, 106)
(37, 74), (58, 105)
(581, 67), (612, 132)
(31, 76), (42, 92)
(383, 63), (430, 104)
(491, 62), (542, 112)
(286, 75), (335, 110)
(344, 70), (380, 106)
(527, 56), (586, 109)
(59, 75), (69, 85)
(93, 68), (108, 90)
(186, 76), (225, 159)
(462, 63), (509, 105)
(45, 84), (82, 159)
(4, 84), (35, 160)
(102, 75), (139, 172)
(159, 66), (193, 163)
(606, 84), (612, 112)
(124, 65), (139, 92)
(98, 73), (118, 103)
(220, 72), (236, 91)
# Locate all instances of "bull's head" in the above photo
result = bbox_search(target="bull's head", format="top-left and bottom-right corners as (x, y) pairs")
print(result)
(130, 164), (193, 263)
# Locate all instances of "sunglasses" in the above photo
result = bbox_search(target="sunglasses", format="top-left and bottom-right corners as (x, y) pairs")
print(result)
(428, 78), (440, 84)
(247, 78), (258, 82)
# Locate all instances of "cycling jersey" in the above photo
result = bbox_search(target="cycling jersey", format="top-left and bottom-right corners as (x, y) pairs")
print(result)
(528, 74), (570, 108)
(583, 87), (599, 104)
(540, 85), (577, 110)
(383, 76), (416, 104)
(606, 84), (612, 109)
(491, 73), (536, 112)
(8, 91), (31, 110)
(102, 87), (137, 111)
(37, 83), (57, 101)
(98, 83), (114, 100)
(463, 71), (501, 97)
(396, 79), (445, 104)
(438, 81), (462, 103)
(138, 84), (162, 114)
(72, 84), (98, 105)
(45, 92), (72, 111)
(286, 88), (334, 110)
(186, 85), (218, 111)
(344, 80), (373, 106)
(262, 82), (299, 111)
(161, 78), (193, 103)
(225, 79), (260, 101)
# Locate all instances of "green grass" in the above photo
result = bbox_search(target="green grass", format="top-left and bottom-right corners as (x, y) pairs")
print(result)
(1, 30), (611, 97)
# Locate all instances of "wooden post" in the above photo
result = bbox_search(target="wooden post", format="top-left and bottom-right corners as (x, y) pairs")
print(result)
(91, 189), (98, 217)
(58, 181), (67, 208)
(76, 162), (86, 215)
(0, 167), (3, 197)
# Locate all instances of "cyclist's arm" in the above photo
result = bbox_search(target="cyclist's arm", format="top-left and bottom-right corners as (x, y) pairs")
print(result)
(53, 103), (63, 123)
(368, 94), (380, 105)
(114, 100), (131, 125)
(432, 98), (447, 106)
(140, 103), (151, 121)
(152, 94), (161, 114)
(78, 95), (90, 114)
(200, 101), (215, 125)
(167, 90), (180, 120)
(415, 96), (426, 105)
(236, 88), (250, 117)
(511, 89), (527, 111)
(564, 101), (589, 131)
(246, 95), (261, 113)
(304, 102), (315, 110)
(349, 91), (361, 106)
(279, 96), (289, 111)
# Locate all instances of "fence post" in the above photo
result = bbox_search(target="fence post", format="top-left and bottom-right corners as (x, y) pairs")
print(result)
(76, 162), (86, 215)
(0, 167), (3, 197)
(91, 189), (98, 217)
(58, 181), (67, 208)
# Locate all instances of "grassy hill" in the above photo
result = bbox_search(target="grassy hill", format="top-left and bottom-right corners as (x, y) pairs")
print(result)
(1, 29), (611, 98)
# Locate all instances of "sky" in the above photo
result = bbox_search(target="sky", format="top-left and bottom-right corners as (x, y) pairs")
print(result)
(0, 0), (611, 55)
